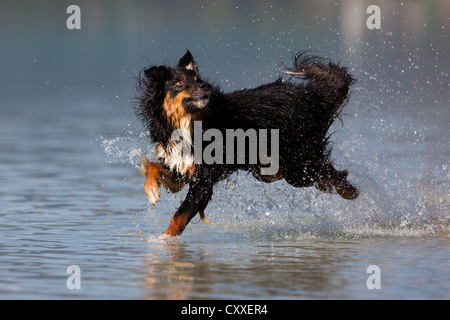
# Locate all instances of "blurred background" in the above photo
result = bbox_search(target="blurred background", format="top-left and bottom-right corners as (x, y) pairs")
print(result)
(1, 0), (449, 107)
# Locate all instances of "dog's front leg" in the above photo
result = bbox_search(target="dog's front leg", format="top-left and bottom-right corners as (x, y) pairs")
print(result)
(140, 159), (162, 206)
(159, 168), (215, 239)
(139, 155), (187, 205)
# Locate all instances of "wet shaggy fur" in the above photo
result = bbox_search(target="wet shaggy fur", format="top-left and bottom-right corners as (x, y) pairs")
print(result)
(136, 50), (359, 239)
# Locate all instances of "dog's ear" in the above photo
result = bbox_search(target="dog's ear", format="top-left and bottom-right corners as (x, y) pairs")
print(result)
(178, 50), (198, 74)
(143, 65), (170, 84)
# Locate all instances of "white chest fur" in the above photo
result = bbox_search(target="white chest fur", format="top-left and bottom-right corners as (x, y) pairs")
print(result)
(156, 124), (195, 176)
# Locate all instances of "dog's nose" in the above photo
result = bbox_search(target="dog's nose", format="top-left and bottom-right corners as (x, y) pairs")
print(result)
(199, 82), (211, 91)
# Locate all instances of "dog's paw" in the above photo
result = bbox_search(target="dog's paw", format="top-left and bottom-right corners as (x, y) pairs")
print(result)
(144, 180), (161, 206)
(157, 233), (171, 241)
(315, 181), (333, 193)
(157, 233), (182, 243)
(336, 183), (359, 200)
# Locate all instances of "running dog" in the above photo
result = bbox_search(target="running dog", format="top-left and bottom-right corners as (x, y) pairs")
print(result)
(136, 50), (359, 239)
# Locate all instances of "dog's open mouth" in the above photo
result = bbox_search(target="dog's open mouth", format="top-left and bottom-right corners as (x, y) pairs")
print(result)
(185, 93), (210, 110)
(197, 94), (210, 106)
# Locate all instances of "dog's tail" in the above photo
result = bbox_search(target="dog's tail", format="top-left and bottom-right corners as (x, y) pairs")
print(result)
(281, 52), (355, 121)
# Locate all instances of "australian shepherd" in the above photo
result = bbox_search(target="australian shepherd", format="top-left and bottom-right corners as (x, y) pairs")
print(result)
(136, 50), (359, 239)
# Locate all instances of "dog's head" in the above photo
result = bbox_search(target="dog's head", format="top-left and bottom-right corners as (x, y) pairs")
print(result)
(141, 51), (211, 129)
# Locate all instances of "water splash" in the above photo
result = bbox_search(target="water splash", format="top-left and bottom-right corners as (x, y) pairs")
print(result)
(100, 118), (449, 240)
(100, 130), (153, 169)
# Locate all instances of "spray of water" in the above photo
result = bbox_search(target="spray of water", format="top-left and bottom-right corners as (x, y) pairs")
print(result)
(100, 118), (449, 240)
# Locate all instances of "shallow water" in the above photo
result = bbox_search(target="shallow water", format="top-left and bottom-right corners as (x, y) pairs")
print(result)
(1, 0), (449, 300)
(0, 98), (448, 300)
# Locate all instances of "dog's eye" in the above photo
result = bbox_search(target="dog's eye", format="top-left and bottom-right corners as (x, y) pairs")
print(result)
(175, 81), (183, 86)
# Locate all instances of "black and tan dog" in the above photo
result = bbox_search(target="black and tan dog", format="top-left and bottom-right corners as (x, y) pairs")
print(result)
(136, 50), (359, 239)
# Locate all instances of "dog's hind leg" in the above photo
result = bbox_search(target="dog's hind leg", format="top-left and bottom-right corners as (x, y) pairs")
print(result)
(317, 164), (359, 200)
